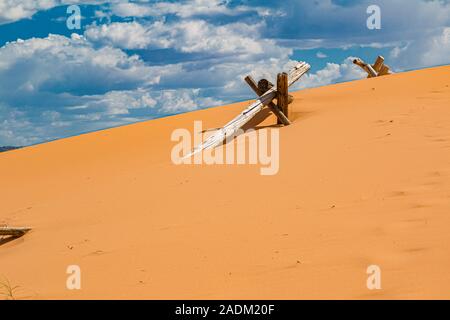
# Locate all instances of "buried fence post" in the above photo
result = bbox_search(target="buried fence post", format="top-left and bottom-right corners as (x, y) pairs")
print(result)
(373, 56), (385, 73)
(244, 75), (291, 126)
(378, 64), (391, 76)
(353, 55), (392, 78)
(277, 72), (289, 121)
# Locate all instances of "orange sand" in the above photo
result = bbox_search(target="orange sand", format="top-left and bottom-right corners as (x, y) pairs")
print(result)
(1, 66), (450, 299)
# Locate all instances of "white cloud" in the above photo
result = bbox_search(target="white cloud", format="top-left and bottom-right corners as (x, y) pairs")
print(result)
(177, 20), (265, 54)
(425, 27), (450, 66)
(155, 89), (224, 114)
(0, 0), (56, 25)
(85, 19), (285, 57)
(0, 0), (278, 25)
(85, 21), (153, 49)
(0, 0), (115, 25)
(272, 0), (450, 47)
(109, 0), (276, 19)
(390, 27), (450, 70)
(0, 33), (160, 99)
(0, 34), (159, 144)
(293, 57), (366, 90)
(0, 32), (230, 145)
(83, 18), (293, 103)
(109, 2), (154, 18)
(82, 89), (157, 115)
(0, 104), (41, 145)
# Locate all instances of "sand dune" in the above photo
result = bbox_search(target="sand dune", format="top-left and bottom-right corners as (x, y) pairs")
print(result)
(1, 65), (450, 299)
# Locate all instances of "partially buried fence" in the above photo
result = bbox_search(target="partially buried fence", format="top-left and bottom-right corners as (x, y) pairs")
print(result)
(185, 61), (311, 158)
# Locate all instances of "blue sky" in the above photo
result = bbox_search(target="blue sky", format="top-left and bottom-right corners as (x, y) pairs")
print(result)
(0, 0), (449, 146)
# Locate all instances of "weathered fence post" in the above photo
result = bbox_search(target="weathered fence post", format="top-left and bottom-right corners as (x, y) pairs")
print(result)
(353, 56), (392, 78)
(277, 72), (289, 121)
(244, 76), (291, 125)
(373, 56), (385, 73)
(378, 64), (391, 76)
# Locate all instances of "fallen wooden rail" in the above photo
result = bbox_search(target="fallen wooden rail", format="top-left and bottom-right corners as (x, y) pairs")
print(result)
(353, 56), (392, 78)
(185, 61), (310, 158)
(0, 226), (31, 237)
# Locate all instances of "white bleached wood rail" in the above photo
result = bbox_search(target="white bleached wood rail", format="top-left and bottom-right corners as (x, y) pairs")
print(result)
(0, 226), (31, 237)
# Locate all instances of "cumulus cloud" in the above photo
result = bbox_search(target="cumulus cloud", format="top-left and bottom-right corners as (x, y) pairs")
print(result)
(0, 0), (277, 25)
(293, 57), (366, 90)
(0, 33), (160, 99)
(0, 33), (226, 145)
(83, 17), (294, 100)
(155, 89), (224, 114)
(0, 0), (56, 25)
(0, 28), (244, 145)
(81, 89), (157, 115)
(390, 27), (450, 70)
(85, 21), (153, 49)
(0, 104), (41, 145)
(85, 19), (284, 57)
(270, 0), (450, 46)
(109, 0), (276, 19)
(0, 0), (114, 25)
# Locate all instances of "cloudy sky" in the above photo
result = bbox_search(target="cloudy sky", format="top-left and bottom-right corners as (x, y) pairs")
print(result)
(0, 0), (449, 146)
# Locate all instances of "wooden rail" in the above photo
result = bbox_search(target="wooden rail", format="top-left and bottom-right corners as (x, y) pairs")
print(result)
(0, 226), (31, 237)
(277, 72), (289, 120)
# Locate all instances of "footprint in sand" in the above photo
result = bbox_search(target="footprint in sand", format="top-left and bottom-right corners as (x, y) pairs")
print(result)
(403, 247), (428, 254)
(66, 239), (90, 250)
(85, 250), (110, 257)
(408, 203), (430, 210)
(387, 190), (408, 197)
